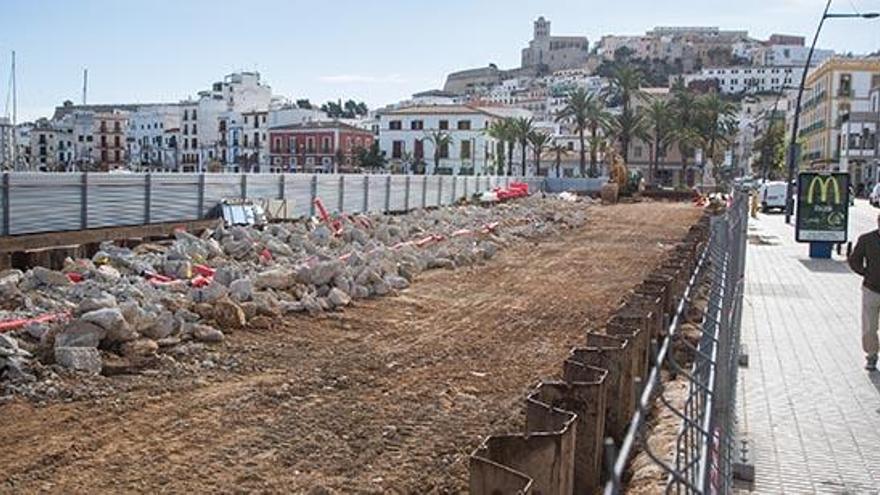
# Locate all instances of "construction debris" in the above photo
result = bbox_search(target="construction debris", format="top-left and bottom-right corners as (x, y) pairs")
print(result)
(0, 195), (589, 388)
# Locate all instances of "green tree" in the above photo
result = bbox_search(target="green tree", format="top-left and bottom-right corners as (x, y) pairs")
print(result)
(640, 99), (674, 185)
(355, 142), (386, 171)
(424, 130), (453, 175)
(296, 99), (313, 110)
(513, 117), (535, 176)
(605, 64), (647, 162)
(486, 119), (515, 175)
(695, 93), (738, 171)
(556, 88), (611, 177)
(527, 131), (552, 176)
(752, 119), (786, 180)
(547, 141), (571, 178)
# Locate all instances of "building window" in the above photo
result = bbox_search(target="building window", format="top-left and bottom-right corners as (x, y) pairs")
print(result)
(410, 120), (424, 130)
(307, 137), (315, 153)
(392, 140), (403, 159)
(192, 138), (198, 148)
(322, 136), (331, 153)
(274, 137), (281, 152)
(439, 120), (449, 130)
(460, 140), (471, 160)
(183, 110), (189, 120)
(192, 110), (197, 120)
(389, 120), (402, 130)
(439, 142), (449, 159)
(457, 120), (471, 130)
(192, 124), (197, 134)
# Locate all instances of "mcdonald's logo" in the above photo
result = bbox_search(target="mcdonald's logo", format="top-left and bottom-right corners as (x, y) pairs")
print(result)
(805, 176), (841, 205)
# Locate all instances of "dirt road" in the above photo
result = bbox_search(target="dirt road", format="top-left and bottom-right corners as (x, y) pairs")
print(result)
(0, 202), (701, 494)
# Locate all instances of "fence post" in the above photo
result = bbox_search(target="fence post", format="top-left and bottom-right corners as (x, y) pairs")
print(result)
(451, 176), (457, 202)
(338, 174), (345, 212)
(1, 173), (9, 236)
(421, 176), (428, 208)
(279, 173), (286, 200)
(363, 175), (369, 212)
(438, 176), (444, 205)
(385, 175), (391, 212)
(145, 173), (152, 225)
(241, 173), (248, 199)
(404, 175), (411, 211)
(309, 174), (318, 217)
(81, 172), (88, 230)
(198, 173), (206, 219)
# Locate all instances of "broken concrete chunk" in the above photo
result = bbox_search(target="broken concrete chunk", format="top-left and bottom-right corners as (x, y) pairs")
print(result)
(55, 347), (102, 374)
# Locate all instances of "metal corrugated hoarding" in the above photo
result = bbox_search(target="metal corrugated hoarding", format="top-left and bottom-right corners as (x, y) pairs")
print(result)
(315, 175), (341, 213)
(9, 173), (83, 234)
(283, 174), (312, 218)
(88, 173), (147, 228)
(0, 174), (7, 236)
(409, 176), (426, 209)
(245, 174), (281, 200)
(202, 174), (241, 218)
(388, 176), (407, 212)
(342, 175), (367, 214)
(367, 175), (388, 213)
(425, 176), (440, 207)
(150, 173), (201, 223)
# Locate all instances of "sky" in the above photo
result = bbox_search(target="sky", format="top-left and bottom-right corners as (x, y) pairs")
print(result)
(1, 0), (880, 122)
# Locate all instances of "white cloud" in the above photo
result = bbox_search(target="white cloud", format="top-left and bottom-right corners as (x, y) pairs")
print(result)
(317, 73), (408, 84)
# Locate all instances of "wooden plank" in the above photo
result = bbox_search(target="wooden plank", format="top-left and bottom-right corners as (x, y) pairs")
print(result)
(0, 219), (220, 254)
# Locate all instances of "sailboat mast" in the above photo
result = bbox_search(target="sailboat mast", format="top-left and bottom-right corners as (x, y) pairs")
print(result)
(10, 50), (16, 170)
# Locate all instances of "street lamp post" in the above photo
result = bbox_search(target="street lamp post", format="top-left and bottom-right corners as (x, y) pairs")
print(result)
(784, 0), (880, 223)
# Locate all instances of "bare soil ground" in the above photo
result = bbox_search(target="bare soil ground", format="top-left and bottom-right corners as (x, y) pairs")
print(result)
(0, 202), (701, 494)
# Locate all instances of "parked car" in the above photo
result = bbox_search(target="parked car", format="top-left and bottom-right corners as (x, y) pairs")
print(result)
(759, 181), (788, 213)
(870, 183), (880, 207)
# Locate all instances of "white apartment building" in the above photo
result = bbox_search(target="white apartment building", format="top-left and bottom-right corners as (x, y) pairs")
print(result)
(181, 72), (273, 170)
(378, 105), (532, 175)
(128, 105), (180, 170)
(681, 65), (805, 95)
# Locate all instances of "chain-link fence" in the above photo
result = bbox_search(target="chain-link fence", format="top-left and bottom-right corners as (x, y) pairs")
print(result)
(604, 192), (748, 494)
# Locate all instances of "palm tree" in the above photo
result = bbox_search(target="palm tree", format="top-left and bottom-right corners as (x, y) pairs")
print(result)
(486, 119), (518, 176)
(695, 93), (738, 172)
(527, 131), (552, 176)
(555, 88), (611, 178)
(605, 64), (647, 161)
(424, 130), (453, 175)
(640, 99), (674, 185)
(669, 79), (701, 187)
(485, 119), (510, 176)
(547, 140), (571, 178)
(513, 117), (535, 176)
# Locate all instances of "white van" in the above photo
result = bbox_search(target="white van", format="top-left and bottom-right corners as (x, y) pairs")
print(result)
(759, 181), (788, 213)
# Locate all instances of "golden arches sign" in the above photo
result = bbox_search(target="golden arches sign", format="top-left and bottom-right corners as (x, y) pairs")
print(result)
(805, 175), (842, 205)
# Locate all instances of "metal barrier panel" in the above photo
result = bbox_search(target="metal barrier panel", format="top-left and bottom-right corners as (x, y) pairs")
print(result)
(343, 175), (367, 214)
(203, 174), (241, 218)
(88, 173), (147, 228)
(1, 173), (9, 236)
(315, 175), (341, 213)
(9, 173), (83, 234)
(410, 176), (426, 210)
(245, 173), (280, 200)
(425, 176), (440, 208)
(150, 173), (201, 223)
(544, 177), (607, 193)
(367, 175), (388, 213)
(283, 174), (313, 218)
(389, 176), (407, 212)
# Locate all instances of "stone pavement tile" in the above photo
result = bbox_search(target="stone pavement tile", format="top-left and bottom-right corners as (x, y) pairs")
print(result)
(739, 213), (880, 494)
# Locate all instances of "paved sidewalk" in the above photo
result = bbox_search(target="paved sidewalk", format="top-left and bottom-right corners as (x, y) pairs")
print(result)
(739, 212), (880, 494)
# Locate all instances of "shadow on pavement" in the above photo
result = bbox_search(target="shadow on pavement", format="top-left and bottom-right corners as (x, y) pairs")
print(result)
(798, 259), (853, 274)
(869, 370), (880, 398)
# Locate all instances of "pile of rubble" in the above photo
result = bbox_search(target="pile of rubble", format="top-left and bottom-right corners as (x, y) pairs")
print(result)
(0, 195), (588, 387)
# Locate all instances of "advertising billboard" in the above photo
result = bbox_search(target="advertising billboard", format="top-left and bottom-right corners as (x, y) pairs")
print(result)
(795, 172), (849, 243)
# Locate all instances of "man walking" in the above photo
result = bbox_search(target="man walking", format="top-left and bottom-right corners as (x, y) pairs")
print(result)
(848, 213), (880, 370)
